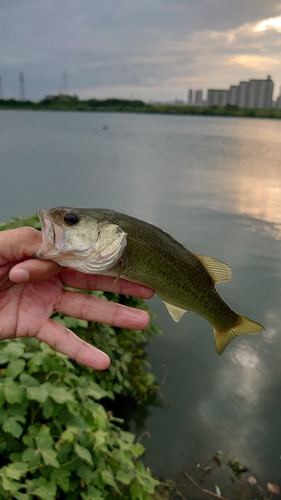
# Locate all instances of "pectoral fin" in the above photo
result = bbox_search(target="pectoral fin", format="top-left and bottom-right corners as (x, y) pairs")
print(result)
(194, 254), (232, 283)
(163, 301), (188, 322)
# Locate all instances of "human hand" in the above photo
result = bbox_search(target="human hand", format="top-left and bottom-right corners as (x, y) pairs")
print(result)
(0, 227), (154, 370)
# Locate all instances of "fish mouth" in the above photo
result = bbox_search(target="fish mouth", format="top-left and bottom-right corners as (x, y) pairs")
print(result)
(35, 210), (63, 259)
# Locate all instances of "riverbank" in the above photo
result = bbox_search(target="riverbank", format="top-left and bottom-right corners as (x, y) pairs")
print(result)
(1, 96), (281, 119)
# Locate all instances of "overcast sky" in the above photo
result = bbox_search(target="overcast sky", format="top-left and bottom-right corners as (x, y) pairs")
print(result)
(1, 0), (281, 102)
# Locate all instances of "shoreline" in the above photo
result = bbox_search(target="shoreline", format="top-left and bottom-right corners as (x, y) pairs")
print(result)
(1, 97), (281, 119)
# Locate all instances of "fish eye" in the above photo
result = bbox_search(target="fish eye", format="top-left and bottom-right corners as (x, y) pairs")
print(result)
(64, 213), (80, 226)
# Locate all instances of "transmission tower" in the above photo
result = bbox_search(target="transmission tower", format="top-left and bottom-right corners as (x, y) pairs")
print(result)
(63, 70), (67, 94)
(19, 71), (25, 101)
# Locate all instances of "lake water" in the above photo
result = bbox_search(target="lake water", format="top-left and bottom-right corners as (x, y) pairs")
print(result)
(1, 110), (281, 489)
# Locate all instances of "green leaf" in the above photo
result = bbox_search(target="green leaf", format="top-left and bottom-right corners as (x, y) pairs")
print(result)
(36, 426), (55, 450)
(136, 461), (146, 474)
(6, 359), (26, 379)
(22, 435), (34, 447)
(0, 474), (21, 495)
(0, 352), (10, 364)
(8, 399), (27, 415)
(61, 429), (75, 442)
(0, 342), (25, 363)
(41, 448), (59, 468)
(116, 470), (133, 485)
(56, 441), (72, 463)
(93, 429), (107, 449)
(11, 461), (29, 473)
(27, 351), (45, 367)
(74, 443), (93, 466)
(32, 484), (56, 500)
(9, 452), (23, 462)
(119, 430), (135, 443)
(20, 373), (40, 387)
(130, 442), (145, 458)
(77, 464), (95, 485)
(50, 468), (70, 493)
(81, 486), (104, 499)
(0, 408), (8, 423)
(5, 464), (23, 480)
(42, 397), (54, 419)
(0, 442), (7, 453)
(0, 384), (6, 407)
(100, 469), (120, 491)
(14, 492), (29, 500)
(4, 383), (25, 404)
(3, 417), (23, 438)
(8, 412), (26, 423)
(26, 384), (49, 403)
(130, 483), (147, 500)
(22, 447), (41, 468)
(49, 386), (74, 404)
(14, 493), (29, 500)
(84, 381), (109, 400)
(111, 449), (134, 469)
(59, 316), (88, 328)
(137, 474), (160, 493)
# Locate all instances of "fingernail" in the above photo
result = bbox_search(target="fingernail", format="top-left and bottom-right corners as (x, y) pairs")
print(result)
(10, 268), (30, 283)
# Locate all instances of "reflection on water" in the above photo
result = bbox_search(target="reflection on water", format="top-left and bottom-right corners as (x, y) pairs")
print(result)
(1, 110), (281, 486)
(224, 174), (281, 239)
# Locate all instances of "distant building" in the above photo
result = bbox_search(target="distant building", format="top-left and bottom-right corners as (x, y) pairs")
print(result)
(246, 76), (273, 109)
(207, 89), (228, 107)
(228, 85), (239, 106)
(276, 94), (281, 110)
(195, 89), (203, 105)
(187, 88), (205, 106)
(207, 75), (274, 109)
(237, 82), (248, 108)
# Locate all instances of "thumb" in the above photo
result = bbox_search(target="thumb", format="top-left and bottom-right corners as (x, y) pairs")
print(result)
(0, 227), (43, 262)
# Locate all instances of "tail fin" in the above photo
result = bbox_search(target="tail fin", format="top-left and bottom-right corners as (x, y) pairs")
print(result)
(214, 316), (263, 355)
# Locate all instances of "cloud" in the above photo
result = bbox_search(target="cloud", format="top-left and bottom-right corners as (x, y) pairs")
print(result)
(1, 1), (281, 101)
(254, 15), (281, 32)
(229, 54), (279, 70)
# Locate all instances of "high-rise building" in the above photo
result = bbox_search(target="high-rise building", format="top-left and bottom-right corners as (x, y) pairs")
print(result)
(207, 89), (228, 107)
(187, 89), (205, 106)
(195, 89), (203, 105)
(19, 71), (25, 101)
(237, 82), (248, 108)
(207, 76), (274, 109)
(228, 85), (238, 106)
(246, 76), (273, 109)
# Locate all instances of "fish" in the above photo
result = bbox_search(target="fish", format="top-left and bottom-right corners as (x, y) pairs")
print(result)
(35, 207), (263, 354)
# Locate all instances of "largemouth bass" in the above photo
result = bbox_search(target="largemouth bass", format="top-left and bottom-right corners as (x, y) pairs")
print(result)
(36, 207), (263, 354)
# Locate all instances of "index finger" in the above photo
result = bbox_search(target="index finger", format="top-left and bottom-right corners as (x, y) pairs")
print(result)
(60, 269), (155, 299)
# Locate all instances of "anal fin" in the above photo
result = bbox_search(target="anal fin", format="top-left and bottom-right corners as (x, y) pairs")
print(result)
(163, 301), (188, 322)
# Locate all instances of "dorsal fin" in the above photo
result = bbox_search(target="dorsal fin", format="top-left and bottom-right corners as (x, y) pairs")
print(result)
(163, 301), (188, 322)
(194, 254), (232, 283)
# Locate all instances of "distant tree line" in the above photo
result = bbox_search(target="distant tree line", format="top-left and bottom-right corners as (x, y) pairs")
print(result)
(1, 95), (281, 119)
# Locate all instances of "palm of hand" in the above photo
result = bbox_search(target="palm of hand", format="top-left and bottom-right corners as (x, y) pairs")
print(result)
(0, 277), (62, 341)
